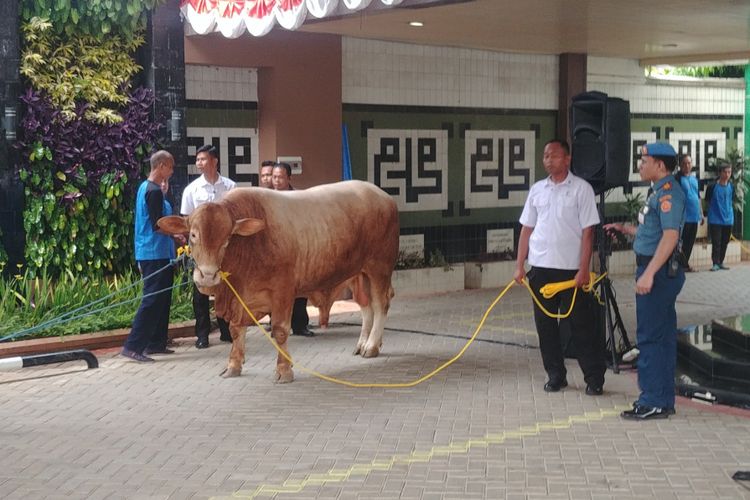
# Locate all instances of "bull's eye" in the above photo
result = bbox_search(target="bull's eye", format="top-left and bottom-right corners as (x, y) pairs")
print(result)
(190, 231), (198, 243)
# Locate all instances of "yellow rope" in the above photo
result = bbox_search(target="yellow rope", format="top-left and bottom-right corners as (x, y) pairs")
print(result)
(221, 272), (516, 388)
(219, 270), (603, 388)
(523, 271), (606, 318)
(730, 234), (750, 255)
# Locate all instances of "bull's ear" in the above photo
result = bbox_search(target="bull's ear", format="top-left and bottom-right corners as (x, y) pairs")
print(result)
(233, 218), (265, 236)
(158, 216), (189, 234)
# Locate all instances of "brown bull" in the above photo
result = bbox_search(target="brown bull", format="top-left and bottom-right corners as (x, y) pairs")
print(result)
(158, 180), (399, 382)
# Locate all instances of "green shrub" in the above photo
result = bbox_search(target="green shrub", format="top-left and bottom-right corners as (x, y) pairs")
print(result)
(0, 264), (193, 340)
(21, 17), (144, 124)
(21, 0), (165, 40)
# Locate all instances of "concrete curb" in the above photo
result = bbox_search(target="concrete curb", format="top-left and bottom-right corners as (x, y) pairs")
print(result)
(0, 321), (196, 358)
(0, 300), (364, 358)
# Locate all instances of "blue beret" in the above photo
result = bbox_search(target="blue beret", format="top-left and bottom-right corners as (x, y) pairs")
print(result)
(642, 142), (676, 157)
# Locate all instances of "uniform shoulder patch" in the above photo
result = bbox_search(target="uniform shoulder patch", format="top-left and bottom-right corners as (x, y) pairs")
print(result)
(662, 181), (672, 191)
(661, 200), (672, 213)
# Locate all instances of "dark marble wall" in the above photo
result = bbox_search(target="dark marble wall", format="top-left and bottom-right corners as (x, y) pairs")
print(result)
(143, 0), (188, 202)
(0, 0), (22, 267)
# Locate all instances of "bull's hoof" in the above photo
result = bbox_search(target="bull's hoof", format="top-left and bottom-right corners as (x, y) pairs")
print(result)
(275, 368), (294, 384)
(354, 340), (366, 356)
(362, 344), (380, 358)
(221, 365), (242, 378)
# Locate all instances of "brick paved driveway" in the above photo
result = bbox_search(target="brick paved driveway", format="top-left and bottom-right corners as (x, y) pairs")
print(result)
(1, 265), (749, 499)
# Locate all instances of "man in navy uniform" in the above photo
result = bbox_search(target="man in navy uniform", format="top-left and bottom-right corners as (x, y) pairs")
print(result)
(605, 142), (686, 420)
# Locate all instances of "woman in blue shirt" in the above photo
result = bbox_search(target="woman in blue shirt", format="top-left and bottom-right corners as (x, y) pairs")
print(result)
(706, 163), (734, 271)
(677, 155), (703, 271)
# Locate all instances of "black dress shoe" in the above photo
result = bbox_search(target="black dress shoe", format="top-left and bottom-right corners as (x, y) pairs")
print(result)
(219, 335), (233, 343)
(585, 384), (604, 396)
(543, 379), (568, 392)
(292, 328), (315, 337)
(195, 339), (209, 349)
(621, 404), (669, 420)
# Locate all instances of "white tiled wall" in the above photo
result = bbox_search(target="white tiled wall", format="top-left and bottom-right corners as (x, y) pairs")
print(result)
(342, 38), (743, 115)
(588, 57), (744, 115)
(185, 65), (258, 101)
(342, 37), (558, 109)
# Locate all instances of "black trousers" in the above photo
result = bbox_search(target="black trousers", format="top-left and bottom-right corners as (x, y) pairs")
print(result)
(124, 260), (173, 353)
(681, 222), (698, 267)
(193, 284), (231, 341)
(528, 267), (606, 387)
(709, 224), (732, 265)
(291, 297), (309, 333)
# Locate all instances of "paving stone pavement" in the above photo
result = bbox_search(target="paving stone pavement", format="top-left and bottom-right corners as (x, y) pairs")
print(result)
(1, 263), (750, 499)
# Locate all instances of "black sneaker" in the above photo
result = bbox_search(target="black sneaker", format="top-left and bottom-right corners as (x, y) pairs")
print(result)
(195, 338), (209, 349)
(621, 404), (669, 420)
(631, 400), (676, 415)
(543, 379), (568, 392)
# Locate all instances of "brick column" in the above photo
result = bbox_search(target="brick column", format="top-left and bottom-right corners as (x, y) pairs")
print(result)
(557, 53), (587, 143)
(0, 0), (23, 267)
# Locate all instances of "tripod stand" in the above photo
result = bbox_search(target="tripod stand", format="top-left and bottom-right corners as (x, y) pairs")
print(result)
(594, 192), (634, 374)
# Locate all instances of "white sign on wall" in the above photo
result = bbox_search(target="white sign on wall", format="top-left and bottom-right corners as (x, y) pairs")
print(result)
(486, 228), (514, 254)
(399, 234), (425, 259)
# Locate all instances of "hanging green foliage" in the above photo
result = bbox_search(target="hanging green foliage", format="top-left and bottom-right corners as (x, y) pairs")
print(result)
(17, 88), (162, 277)
(20, 17), (144, 124)
(20, 0), (165, 40)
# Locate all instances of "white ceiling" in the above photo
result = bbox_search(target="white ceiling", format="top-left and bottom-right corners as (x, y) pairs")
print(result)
(300, 0), (750, 66)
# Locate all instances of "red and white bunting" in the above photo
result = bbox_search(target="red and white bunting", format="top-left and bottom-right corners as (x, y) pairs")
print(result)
(180, 0), (404, 38)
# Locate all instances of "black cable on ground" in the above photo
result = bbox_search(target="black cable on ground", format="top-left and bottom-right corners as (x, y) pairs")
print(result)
(331, 321), (537, 350)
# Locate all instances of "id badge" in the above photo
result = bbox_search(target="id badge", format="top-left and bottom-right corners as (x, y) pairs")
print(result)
(637, 205), (648, 225)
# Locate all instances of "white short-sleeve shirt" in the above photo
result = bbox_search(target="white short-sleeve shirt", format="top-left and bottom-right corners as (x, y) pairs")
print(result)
(519, 171), (600, 270)
(180, 174), (236, 215)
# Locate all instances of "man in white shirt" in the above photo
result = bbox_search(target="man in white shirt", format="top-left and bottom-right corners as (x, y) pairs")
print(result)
(514, 139), (606, 395)
(181, 145), (237, 348)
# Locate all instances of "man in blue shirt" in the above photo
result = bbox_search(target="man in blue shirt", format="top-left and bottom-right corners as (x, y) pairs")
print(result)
(604, 142), (685, 420)
(121, 150), (179, 362)
(706, 162), (734, 271)
(677, 154), (703, 271)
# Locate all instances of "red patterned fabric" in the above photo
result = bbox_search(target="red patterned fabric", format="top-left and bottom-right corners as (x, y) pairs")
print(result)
(216, 0), (245, 18)
(277, 0), (304, 11)
(246, 0), (276, 19)
(180, 0), (395, 37)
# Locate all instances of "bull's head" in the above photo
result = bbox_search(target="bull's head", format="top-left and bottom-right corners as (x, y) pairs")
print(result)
(158, 203), (264, 287)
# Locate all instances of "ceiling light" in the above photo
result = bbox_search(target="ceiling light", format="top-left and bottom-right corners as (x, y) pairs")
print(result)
(409, 21), (424, 27)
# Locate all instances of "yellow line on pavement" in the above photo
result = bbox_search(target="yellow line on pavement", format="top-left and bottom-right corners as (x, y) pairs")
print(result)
(216, 405), (629, 499)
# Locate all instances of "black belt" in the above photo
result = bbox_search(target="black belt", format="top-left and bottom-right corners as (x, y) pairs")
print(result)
(635, 254), (653, 266)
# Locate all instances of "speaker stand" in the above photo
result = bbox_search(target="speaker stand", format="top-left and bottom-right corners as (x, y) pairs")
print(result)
(595, 192), (634, 373)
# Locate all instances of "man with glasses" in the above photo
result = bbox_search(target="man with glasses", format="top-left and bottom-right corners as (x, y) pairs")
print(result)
(181, 145), (237, 348)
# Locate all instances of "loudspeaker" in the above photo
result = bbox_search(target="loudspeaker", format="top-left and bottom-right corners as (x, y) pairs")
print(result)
(570, 91), (630, 193)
